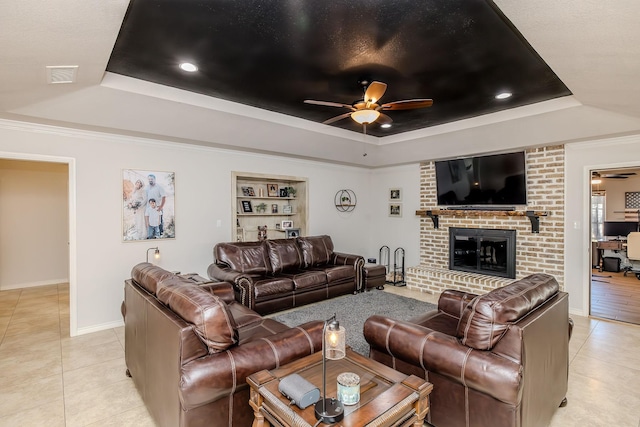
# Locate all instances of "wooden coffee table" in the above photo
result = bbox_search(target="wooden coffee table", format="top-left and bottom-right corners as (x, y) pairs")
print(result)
(247, 348), (432, 427)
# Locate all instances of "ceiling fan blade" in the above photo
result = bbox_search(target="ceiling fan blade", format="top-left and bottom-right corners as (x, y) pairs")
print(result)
(304, 100), (354, 110)
(364, 81), (387, 103)
(323, 112), (353, 125)
(377, 113), (393, 125)
(379, 99), (434, 111)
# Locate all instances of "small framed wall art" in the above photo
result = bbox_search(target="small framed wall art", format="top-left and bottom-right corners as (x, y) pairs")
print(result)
(389, 188), (402, 201)
(389, 203), (402, 217)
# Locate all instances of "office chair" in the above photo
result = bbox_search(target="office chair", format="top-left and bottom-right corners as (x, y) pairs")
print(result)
(623, 232), (640, 279)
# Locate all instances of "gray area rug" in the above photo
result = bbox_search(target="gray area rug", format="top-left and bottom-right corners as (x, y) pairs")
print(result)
(270, 290), (437, 356)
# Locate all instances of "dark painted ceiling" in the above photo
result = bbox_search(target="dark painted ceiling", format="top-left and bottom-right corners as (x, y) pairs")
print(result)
(107, 0), (571, 137)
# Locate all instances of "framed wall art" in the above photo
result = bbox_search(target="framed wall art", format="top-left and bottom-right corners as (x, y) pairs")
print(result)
(123, 169), (175, 241)
(389, 188), (402, 201)
(389, 203), (402, 217)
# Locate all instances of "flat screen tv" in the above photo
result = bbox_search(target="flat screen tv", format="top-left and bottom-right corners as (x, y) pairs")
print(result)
(603, 221), (638, 238)
(435, 151), (527, 207)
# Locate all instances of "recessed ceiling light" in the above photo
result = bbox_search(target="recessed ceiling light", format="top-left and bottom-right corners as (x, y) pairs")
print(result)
(380, 123), (392, 129)
(179, 62), (198, 72)
(495, 92), (512, 100)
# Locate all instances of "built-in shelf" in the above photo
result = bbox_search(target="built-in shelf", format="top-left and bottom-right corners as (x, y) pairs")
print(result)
(415, 209), (548, 233)
(233, 172), (308, 241)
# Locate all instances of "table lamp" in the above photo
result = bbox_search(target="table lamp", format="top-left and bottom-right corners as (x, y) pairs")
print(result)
(315, 313), (346, 424)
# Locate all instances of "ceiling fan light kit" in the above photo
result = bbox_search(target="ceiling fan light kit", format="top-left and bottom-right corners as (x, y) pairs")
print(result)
(351, 109), (380, 125)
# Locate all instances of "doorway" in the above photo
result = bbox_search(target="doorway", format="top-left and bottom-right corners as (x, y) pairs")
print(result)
(0, 152), (76, 335)
(590, 167), (640, 325)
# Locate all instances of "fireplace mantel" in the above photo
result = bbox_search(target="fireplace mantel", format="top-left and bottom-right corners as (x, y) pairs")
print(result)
(415, 209), (548, 233)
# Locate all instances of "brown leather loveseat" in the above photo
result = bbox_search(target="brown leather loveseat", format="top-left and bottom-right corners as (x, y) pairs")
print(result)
(363, 273), (572, 427)
(208, 235), (364, 315)
(122, 263), (323, 427)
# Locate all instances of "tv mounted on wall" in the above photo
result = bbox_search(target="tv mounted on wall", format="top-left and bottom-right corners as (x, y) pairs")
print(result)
(435, 151), (527, 207)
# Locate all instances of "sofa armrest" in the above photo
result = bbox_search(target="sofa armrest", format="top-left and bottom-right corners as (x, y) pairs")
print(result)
(198, 281), (236, 304)
(207, 263), (255, 308)
(364, 315), (522, 405)
(179, 320), (324, 410)
(438, 289), (477, 319)
(332, 252), (364, 267)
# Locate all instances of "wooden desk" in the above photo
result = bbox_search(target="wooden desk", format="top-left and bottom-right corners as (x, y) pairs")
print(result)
(596, 240), (625, 251)
(247, 348), (432, 427)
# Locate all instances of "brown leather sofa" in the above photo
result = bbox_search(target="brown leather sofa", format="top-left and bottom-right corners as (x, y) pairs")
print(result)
(363, 273), (573, 427)
(208, 235), (365, 315)
(122, 263), (323, 427)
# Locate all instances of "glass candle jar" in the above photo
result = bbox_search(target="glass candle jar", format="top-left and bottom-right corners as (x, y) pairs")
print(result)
(337, 372), (360, 405)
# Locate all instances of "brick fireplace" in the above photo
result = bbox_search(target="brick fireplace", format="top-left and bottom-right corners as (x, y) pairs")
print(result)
(406, 145), (565, 295)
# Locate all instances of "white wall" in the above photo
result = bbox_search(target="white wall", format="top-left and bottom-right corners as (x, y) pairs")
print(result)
(0, 159), (69, 289)
(596, 174), (640, 221)
(368, 164), (422, 268)
(565, 134), (640, 316)
(0, 120), (386, 334)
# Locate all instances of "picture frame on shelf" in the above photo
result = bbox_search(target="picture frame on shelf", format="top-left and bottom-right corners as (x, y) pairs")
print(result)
(281, 220), (293, 229)
(275, 223), (281, 230)
(122, 169), (175, 241)
(271, 203), (278, 213)
(241, 186), (255, 197)
(241, 200), (253, 213)
(389, 188), (402, 201)
(279, 188), (288, 197)
(267, 184), (279, 197)
(285, 228), (300, 238)
(283, 205), (293, 214)
(389, 203), (402, 217)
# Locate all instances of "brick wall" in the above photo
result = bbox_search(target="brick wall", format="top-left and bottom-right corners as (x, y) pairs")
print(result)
(406, 145), (565, 294)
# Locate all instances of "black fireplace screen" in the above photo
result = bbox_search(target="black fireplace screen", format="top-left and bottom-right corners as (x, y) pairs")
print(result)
(449, 228), (516, 279)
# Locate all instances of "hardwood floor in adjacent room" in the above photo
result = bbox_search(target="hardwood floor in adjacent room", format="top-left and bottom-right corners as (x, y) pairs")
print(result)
(591, 268), (640, 325)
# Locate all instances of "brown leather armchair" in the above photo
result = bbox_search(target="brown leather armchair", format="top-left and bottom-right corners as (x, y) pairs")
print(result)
(363, 273), (572, 427)
(122, 263), (324, 427)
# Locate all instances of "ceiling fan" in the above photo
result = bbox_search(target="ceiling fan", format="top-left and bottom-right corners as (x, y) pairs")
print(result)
(592, 171), (637, 180)
(304, 80), (433, 132)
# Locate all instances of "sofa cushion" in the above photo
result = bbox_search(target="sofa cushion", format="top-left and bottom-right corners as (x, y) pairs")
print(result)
(156, 278), (238, 353)
(214, 241), (271, 274)
(281, 270), (328, 290)
(131, 262), (175, 295)
(266, 239), (303, 273)
(456, 273), (559, 350)
(315, 264), (355, 284)
(298, 235), (334, 267)
(253, 277), (295, 299)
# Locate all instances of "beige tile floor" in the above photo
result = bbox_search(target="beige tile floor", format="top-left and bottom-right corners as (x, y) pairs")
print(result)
(1, 283), (640, 426)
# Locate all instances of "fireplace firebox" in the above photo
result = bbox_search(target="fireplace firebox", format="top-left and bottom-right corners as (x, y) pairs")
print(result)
(449, 228), (516, 279)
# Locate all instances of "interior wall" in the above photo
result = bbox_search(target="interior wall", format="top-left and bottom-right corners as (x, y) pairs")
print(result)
(565, 134), (640, 316)
(0, 159), (69, 290)
(0, 120), (385, 334)
(594, 173), (640, 221)
(368, 164), (421, 268)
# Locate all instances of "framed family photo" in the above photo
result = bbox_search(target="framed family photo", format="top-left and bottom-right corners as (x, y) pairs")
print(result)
(123, 169), (175, 241)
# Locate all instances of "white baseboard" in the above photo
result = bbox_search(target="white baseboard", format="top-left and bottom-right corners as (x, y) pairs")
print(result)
(75, 319), (124, 336)
(0, 278), (69, 291)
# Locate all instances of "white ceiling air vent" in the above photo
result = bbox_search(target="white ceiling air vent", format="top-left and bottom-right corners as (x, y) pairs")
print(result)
(46, 66), (78, 84)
